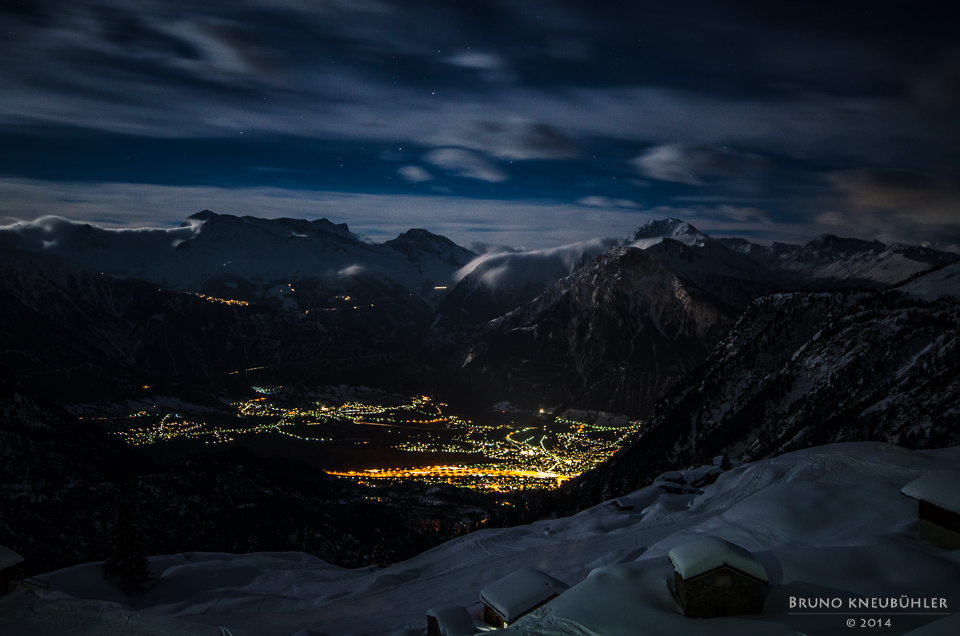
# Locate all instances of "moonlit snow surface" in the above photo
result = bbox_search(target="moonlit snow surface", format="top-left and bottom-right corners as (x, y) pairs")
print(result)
(899, 262), (960, 300)
(2, 443), (959, 636)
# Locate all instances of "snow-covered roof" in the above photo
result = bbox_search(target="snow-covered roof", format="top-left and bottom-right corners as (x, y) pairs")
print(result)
(0, 544), (24, 570)
(902, 470), (960, 514)
(479, 568), (569, 623)
(668, 536), (768, 583)
(426, 605), (474, 636)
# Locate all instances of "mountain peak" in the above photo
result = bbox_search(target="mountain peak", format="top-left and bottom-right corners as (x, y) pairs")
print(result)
(180, 211), (354, 241)
(387, 228), (449, 248)
(633, 218), (707, 241)
(384, 228), (476, 267)
(184, 210), (218, 224)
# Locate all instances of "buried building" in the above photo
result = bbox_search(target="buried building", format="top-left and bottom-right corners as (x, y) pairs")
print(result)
(668, 536), (768, 619)
(479, 568), (569, 628)
(901, 470), (960, 551)
(0, 545), (24, 596)
(426, 605), (474, 636)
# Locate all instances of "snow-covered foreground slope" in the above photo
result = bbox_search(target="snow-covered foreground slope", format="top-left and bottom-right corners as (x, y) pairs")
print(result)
(899, 262), (960, 300)
(3, 443), (960, 636)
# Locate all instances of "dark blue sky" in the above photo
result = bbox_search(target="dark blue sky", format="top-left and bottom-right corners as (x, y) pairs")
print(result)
(1, 0), (958, 249)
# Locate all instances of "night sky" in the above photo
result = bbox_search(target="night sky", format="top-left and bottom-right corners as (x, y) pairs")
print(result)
(1, 0), (958, 249)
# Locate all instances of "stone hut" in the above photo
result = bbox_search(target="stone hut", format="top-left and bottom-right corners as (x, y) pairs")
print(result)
(0, 545), (24, 596)
(668, 536), (768, 619)
(479, 568), (569, 628)
(902, 470), (960, 550)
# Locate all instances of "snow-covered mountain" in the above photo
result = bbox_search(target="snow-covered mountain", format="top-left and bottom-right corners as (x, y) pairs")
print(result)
(452, 246), (743, 415)
(436, 239), (620, 326)
(898, 261), (960, 300)
(439, 219), (784, 328)
(640, 236), (790, 310)
(630, 217), (710, 246)
(438, 217), (954, 333)
(5, 442), (960, 636)
(586, 288), (960, 494)
(446, 220), (802, 416)
(2, 211), (957, 416)
(720, 234), (958, 290)
(0, 212), (477, 313)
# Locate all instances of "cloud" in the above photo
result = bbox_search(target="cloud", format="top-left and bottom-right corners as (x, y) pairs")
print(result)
(625, 205), (779, 242)
(679, 205), (770, 224)
(0, 214), (202, 269)
(397, 165), (432, 182)
(0, 1), (941, 172)
(630, 143), (767, 185)
(0, 178), (650, 250)
(427, 119), (579, 161)
(0, 0), (949, 163)
(446, 50), (506, 71)
(443, 49), (516, 83)
(1, 0), (958, 252)
(820, 169), (960, 248)
(424, 148), (508, 182)
(5, 176), (950, 252)
(577, 196), (640, 208)
(454, 238), (620, 288)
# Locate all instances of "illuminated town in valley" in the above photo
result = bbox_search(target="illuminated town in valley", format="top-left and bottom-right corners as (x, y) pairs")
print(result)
(106, 391), (641, 492)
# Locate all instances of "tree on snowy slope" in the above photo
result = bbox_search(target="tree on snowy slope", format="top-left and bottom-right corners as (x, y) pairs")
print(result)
(102, 498), (152, 594)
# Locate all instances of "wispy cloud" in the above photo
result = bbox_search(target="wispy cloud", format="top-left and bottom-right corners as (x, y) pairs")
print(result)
(0, 0), (957, 246)
(631, 144), (767, 185)
(0, 178), (865, 250)
(424, 148), (508, 183)
(577, 196), (640, 208)
(820, 169), (960, 250)
(397, 165), (432, 182)
(0, 178), (648, 248)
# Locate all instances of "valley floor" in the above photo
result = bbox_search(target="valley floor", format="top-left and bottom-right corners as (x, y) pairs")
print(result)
(2, 442), (959, 636)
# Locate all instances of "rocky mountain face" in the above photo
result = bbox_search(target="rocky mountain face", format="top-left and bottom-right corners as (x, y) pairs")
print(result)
(434, 239), (618, 328)
(582, 286), (960, 494)
(436, 219), (777, 329)
(451, 246), (742, 416)
(442, 220), (807, 416)
(0, 244), (412, 403)
(640, 235), (790, 310)
(0, 212), (477, 336)
(2, 214), (956, 416)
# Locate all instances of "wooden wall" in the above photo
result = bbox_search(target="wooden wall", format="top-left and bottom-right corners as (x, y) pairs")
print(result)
(675, 567), (764, 619)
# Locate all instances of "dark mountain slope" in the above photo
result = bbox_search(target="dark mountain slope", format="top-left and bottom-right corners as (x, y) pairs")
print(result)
(582, 289), (960, 494)
(0, 368), (138, 573)
(0, 244), (400, 402)
(453, 246), (742, 416)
